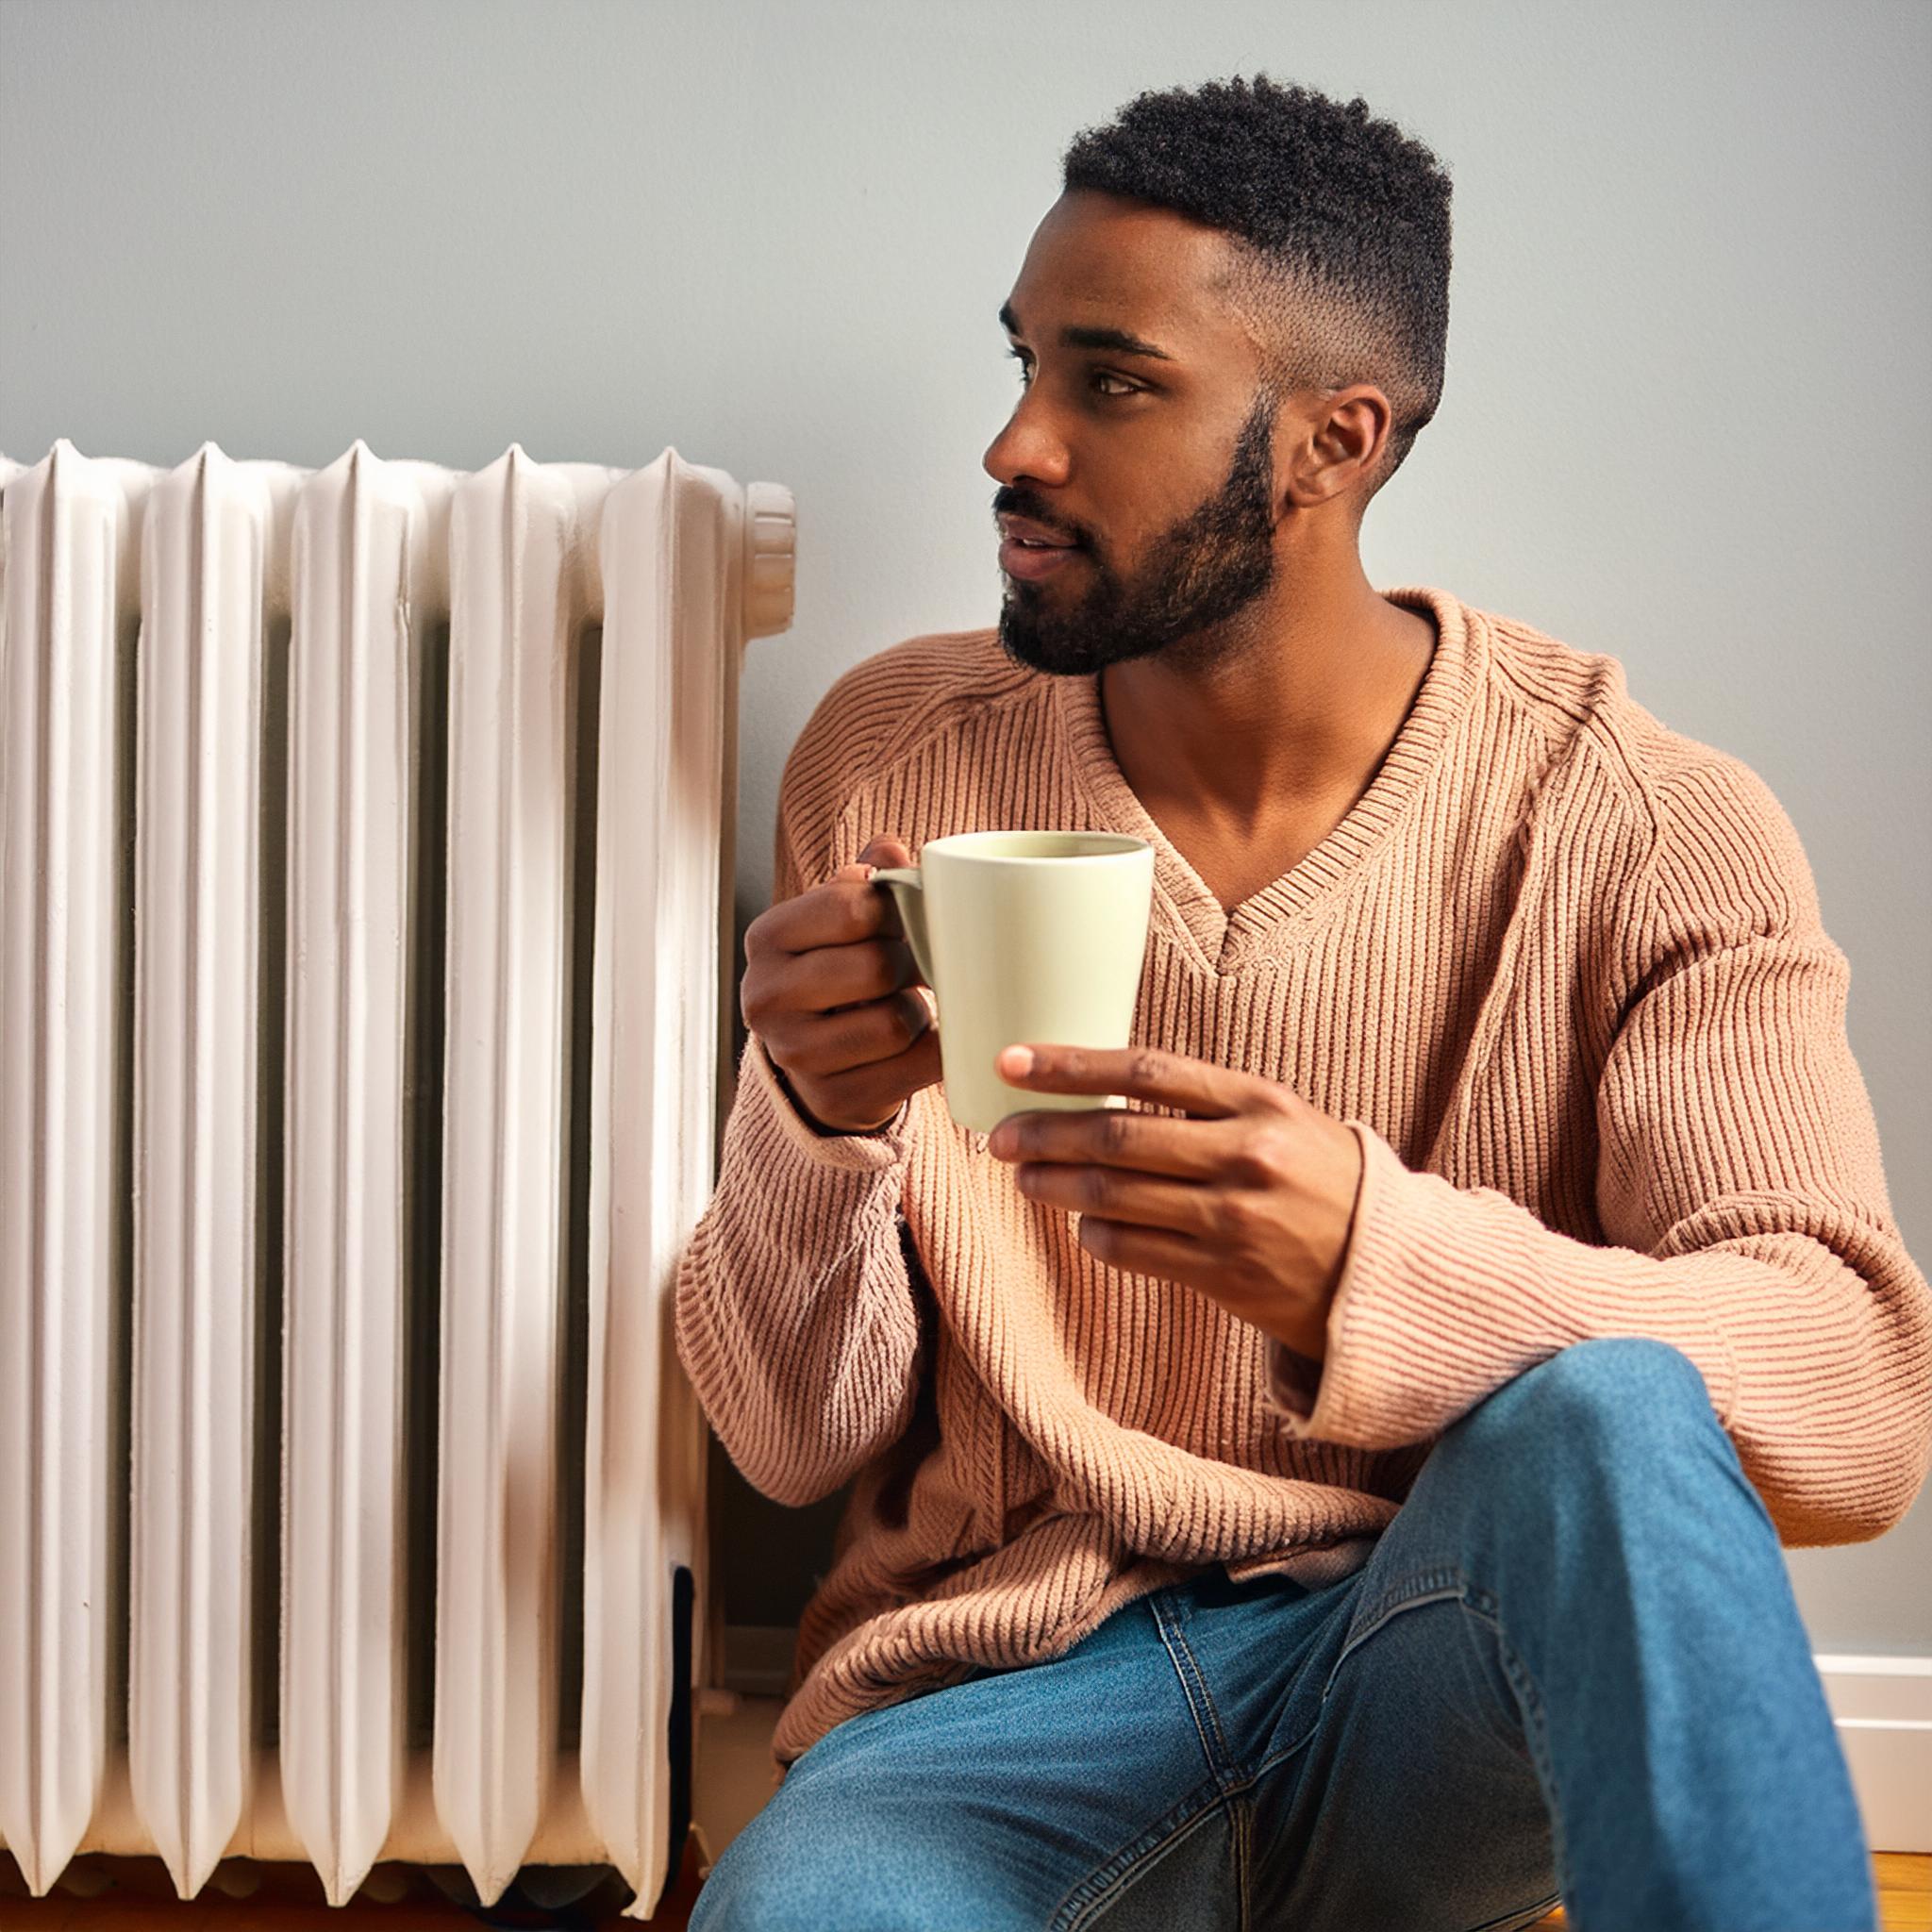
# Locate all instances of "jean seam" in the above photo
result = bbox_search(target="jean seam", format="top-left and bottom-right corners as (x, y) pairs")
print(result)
(1240, 1564), (1470, 1783)
(1457, 1892), (1564, 1932)
(1147, 1593), (1240, 1790)
(1224, 1574), (1568, 1928)
(1207, 1567), (1458, 1790)
(1048, 1781), (1229, 1931)
(1232, 1791), (1253, 1932)
(1335, 1563), (1466, 1661)
(1458, 1594), (1574, 1921)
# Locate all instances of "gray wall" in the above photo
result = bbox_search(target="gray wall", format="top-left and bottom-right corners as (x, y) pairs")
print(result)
(3, 0), (1925, 1653)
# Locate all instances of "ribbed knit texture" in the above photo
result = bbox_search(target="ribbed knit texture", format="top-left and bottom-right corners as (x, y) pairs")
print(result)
(674, 585), (1931, 1775)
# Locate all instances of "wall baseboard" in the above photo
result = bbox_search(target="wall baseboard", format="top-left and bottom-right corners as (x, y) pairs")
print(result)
(1816, 1655), (1932, 1855)
(719, 1629), (1932, 1853)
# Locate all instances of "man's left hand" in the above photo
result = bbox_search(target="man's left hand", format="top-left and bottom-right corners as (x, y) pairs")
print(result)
(986, 1043), (1365, 1362)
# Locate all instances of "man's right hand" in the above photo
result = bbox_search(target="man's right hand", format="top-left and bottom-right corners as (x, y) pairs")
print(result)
(741, 835), (942, 1136)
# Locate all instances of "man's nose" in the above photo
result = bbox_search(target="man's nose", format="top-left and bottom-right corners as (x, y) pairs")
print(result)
(982, 396), (1070, 490)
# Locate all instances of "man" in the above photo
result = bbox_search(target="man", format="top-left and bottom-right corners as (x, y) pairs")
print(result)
(676, 75), (1929, 1930)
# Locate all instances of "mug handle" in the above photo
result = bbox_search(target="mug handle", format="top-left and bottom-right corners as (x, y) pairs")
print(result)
(869, 867), (936, 1008)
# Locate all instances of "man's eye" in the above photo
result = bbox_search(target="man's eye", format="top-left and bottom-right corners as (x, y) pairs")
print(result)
(1005, 348), (1138, 399)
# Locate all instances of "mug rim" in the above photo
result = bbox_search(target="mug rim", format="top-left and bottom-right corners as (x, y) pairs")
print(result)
(920, 830), (1151, 863)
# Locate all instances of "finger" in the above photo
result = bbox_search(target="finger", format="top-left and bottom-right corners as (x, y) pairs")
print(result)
(855, 837), (917, 942)
(993, 1043), (1241, 1119)
(764, 987), (933, 1077)
(1068, 1217), (1217, 1290)
(762, 874), (902, 955)
(803, 1021), (942, 1121)
(1009, 1159), (1222, 1240)
(990, 1105), (1241, 1181)
(774, 937), (922, 1015)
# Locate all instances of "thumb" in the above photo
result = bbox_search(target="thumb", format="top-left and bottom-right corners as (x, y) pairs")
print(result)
(858, 834), (914, 869)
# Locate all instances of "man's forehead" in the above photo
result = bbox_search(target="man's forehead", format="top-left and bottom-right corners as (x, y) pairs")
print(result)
(1003, 191), (1246, 358)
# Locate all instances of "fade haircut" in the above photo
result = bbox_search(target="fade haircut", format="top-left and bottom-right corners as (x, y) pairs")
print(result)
(1061, 75), (1453, 497)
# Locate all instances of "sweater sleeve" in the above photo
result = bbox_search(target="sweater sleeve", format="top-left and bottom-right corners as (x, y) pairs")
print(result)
(1263, 755), (1932, 1547)
(671, 706), (924, 1508)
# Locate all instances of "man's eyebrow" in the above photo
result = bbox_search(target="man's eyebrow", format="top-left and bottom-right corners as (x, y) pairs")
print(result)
(999, 302), (1175, 362)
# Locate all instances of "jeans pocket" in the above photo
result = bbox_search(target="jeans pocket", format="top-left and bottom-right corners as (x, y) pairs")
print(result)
(1321, 1562), (1469, 1702)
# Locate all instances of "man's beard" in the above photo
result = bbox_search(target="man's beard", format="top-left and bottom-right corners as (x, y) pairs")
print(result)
(995, 390), (1279, 680)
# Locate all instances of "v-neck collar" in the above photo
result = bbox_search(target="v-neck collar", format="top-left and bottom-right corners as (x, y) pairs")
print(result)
(1051, 585), (1482, 975)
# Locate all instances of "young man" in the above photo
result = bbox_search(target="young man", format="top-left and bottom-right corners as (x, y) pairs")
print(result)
(676, 76), (1929, 1930)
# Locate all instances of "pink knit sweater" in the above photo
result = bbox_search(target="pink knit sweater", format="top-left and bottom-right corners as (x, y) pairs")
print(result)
(673, 584), (1930, 1774)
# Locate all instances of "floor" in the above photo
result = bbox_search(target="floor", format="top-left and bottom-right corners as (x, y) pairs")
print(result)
(8, 1845), (1926, 1927)
(0, 1845), (698, 1928)
(1532, 1857), (1931, 1929)
(4, 1698), (1925, 1929)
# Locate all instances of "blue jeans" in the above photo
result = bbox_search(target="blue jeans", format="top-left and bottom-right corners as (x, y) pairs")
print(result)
(692, 1339), (1875, 1931)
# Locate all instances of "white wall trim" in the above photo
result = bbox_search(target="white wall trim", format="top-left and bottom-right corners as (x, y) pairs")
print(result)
(1815, 1654), (1932, 1854)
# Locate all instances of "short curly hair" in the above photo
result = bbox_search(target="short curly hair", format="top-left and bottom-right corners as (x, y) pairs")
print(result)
(1061, 75), (1452, 492)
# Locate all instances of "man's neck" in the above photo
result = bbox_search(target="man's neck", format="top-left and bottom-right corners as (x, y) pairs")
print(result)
(1098, 562), (1436, 841)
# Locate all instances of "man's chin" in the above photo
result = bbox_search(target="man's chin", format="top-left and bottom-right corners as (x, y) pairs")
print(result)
(996, 620), (1097, 678)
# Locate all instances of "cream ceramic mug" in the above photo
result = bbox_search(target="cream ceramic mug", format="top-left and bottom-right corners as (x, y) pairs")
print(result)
(870, 831), (1155, 1134)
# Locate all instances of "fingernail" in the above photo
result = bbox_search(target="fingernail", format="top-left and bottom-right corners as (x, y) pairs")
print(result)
(999, 1046), (1034, 1076)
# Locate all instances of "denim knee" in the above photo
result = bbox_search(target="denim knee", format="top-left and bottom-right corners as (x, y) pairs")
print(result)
(691, 1843), (851, 1932)
(1446, 1337), (1719, 1470)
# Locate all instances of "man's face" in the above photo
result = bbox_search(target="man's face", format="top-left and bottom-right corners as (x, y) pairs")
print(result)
(986, 190), (1282, 679)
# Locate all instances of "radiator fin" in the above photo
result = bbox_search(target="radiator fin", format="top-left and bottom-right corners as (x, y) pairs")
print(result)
(125, 448), (273, 1897)
(279, 444), (429, 1905)
(432, 447), (579, 1906)
(578, 459), (725, 1911)
(0, 448), (128, 1892)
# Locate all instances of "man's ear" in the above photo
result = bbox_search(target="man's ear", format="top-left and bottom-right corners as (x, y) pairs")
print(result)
(1280, 385), (1395, 509)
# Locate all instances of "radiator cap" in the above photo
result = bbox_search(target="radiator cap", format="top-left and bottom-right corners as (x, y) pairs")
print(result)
(743, 480), (796, 639)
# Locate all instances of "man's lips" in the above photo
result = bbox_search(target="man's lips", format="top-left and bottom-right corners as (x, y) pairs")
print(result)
(999, 513), (1077, 547)
(1000, 537), (1082, 582)
(997, 512), (1082, 582)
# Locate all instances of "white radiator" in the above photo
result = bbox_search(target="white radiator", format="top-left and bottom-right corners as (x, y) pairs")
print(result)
(0, 440), (793, 1916)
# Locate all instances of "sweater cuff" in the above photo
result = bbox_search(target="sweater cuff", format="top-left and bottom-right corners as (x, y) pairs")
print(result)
(1263, 1120), (1738, 1450)
(744, 1031), (914, 1173)
(1261, 1121), (1373, 1422)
